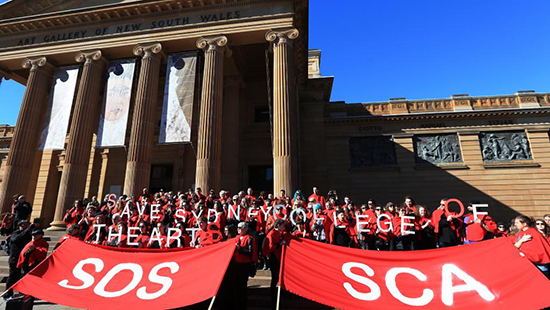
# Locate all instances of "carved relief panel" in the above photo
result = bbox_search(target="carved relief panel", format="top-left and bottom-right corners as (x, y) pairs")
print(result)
(349, 136), (397, 168)
(413, 134), (462, 164)
(479, 131), (532, 162)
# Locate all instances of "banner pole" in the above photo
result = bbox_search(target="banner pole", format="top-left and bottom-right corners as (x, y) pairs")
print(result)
(207, 296), (216, 310)
(275, 285), (282, 310)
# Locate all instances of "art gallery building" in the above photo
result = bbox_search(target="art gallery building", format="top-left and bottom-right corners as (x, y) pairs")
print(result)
(0, 0), (548, 229)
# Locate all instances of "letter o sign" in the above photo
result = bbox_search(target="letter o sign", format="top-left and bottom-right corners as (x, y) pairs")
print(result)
(94, 263), (143, 298)
(444, 198), (464, 218)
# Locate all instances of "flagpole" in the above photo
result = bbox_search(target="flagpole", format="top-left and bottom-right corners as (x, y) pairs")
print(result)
(276, 242), (288, 310)
(208, 296), (216, 310)
(275, 285), (282, 310)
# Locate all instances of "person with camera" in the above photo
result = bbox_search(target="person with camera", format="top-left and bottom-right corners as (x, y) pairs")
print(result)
(4, 220), (34, 299)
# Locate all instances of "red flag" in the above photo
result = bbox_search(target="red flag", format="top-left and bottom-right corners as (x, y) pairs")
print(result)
(11, 238), (235, 309)
(281, 238), (550, 310)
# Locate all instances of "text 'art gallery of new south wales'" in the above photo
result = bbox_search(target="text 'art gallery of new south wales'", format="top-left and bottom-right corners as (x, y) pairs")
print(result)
(0, 0), (548, 229)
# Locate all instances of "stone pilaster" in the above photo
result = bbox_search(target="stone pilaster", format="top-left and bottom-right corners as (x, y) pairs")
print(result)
(123, 42), (164, 197)
(221, 75), (243, 193)
(195, 35), (230, 193)
(0, 57), (53, 213)
(266, 28), (299, 194)
(50, 50), (106, 229)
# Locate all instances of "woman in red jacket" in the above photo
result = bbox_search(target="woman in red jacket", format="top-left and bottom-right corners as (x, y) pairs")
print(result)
(514, 215), (550, 279)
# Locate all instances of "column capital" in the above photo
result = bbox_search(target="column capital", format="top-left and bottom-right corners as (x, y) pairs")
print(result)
(265, 28), (299, 46)
(197, 35), (232, 57)
(133, 42), (164, 60)
(21, 56), (54, 73)
(0, 67), (11, 81)
(75, 50), (106, 65)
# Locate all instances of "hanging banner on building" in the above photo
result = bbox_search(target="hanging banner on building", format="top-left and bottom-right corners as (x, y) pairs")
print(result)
(38, 66), (79, 150)
(96, 59), (136, 148)
(280, 238), (550, 310)
(10, 238), (235, 310)
(159, 52), (197, 144)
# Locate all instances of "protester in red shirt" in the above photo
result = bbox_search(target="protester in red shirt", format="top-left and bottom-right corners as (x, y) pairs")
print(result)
(63, 200), (84, 227)
(292, 219), (312, 239)
(513, 215), (550, 279)
(535, 219), (550, 243)
(463, 200), (497, 243)
(308, 187), (327, 209)
(17, 229), (49, 274)
(415, 206), (436, 249)
(54, 224), (80, 250)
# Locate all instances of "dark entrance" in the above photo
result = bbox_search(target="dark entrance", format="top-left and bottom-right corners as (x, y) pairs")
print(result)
(149, 164), (173, 193)
(248, 165), (273, 193)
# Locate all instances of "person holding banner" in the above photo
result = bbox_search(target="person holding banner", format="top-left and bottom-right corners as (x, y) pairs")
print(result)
(17, 229), (49, 275)
(234, 222), (257, 310)
(263, 219), (288, 310)
(513, 215), (550, 279)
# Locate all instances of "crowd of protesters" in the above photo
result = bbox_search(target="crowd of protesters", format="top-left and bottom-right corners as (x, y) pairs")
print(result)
(2, 187), (550, 308)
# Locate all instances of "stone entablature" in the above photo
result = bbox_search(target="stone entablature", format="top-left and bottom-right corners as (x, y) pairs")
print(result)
(0, 125), (14, 138)
(326, 91), (549, 118)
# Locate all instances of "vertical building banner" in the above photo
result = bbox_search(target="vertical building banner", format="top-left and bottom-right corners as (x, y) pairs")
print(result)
(38, 66), (79, 150)
(96, 59), (136, 148)
(159, 52), (197, 144)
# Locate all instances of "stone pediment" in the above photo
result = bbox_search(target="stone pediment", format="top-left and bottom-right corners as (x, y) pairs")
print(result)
(0, 0), (141, 20)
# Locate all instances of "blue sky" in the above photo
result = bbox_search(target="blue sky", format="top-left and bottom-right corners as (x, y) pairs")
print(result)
(2, 0), (550, 125)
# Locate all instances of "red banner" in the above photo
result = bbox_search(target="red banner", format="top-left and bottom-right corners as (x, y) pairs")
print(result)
(11, 238), (235, 310)
(281, 238), (550, 310)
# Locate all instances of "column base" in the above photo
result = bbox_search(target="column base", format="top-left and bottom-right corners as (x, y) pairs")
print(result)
(47, 221), (66, 231)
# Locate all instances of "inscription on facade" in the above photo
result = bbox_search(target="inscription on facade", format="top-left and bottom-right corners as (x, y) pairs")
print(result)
(487, 120), (514, 125)
(479, 131), (532, 162)
(4, 3), (291, 49)
(349, 136), (397, 168)
(358, 126), (382, 132)
(414, 134), (462, 164)
(420, 123), (446, 128)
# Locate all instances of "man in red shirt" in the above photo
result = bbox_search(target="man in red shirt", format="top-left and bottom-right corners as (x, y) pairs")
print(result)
(308, 187), (327, 208)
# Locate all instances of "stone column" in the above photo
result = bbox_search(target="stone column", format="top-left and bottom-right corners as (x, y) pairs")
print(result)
(50, 50), (106, 229)
(266, 28), (299, 195)
(194, 35), (230, 193)
(123, 42), (164, 197)
(221, 75), (242, 193)
(0, 57), (53, 213)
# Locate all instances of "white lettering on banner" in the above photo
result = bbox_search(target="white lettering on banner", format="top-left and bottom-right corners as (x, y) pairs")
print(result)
(94, 224), (106, 243)
(167, 228), (181, 248)
(289, 208), (307, 226)
(151, 204), (161, 222)
(342, 262), (495, 306)
(441, 264), (495, 306)
(385, 268), (434, 306)
(342, 262), (381, 301)
(228, 205), (241, 221)
(58, 258), (104, 290)
(127, 227), (139, 246)
(376, 214), (393, 233)
(401, 216), (416, 235)
(260, 206), (272, 221)
(108, 226), (122, 244)
(94, 263), (143, 298)
(136, 262), (179, 300)
(175, 209), (186, 222)
(59, 260), (179, 300)
(472, 204), (489, 219)
(207, 209), (218, 223)
(356, 215), (370, 233)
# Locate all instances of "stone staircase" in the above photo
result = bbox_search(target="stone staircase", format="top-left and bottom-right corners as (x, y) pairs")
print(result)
(0, 231), (331, 309)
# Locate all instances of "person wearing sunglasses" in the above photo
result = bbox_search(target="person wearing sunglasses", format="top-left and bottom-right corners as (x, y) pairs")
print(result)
(535, 220), (550, 243)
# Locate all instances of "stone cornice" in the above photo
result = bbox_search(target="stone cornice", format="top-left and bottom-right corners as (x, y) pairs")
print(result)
(324, 107), (550, 125)
(326, 92), (550, 118)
